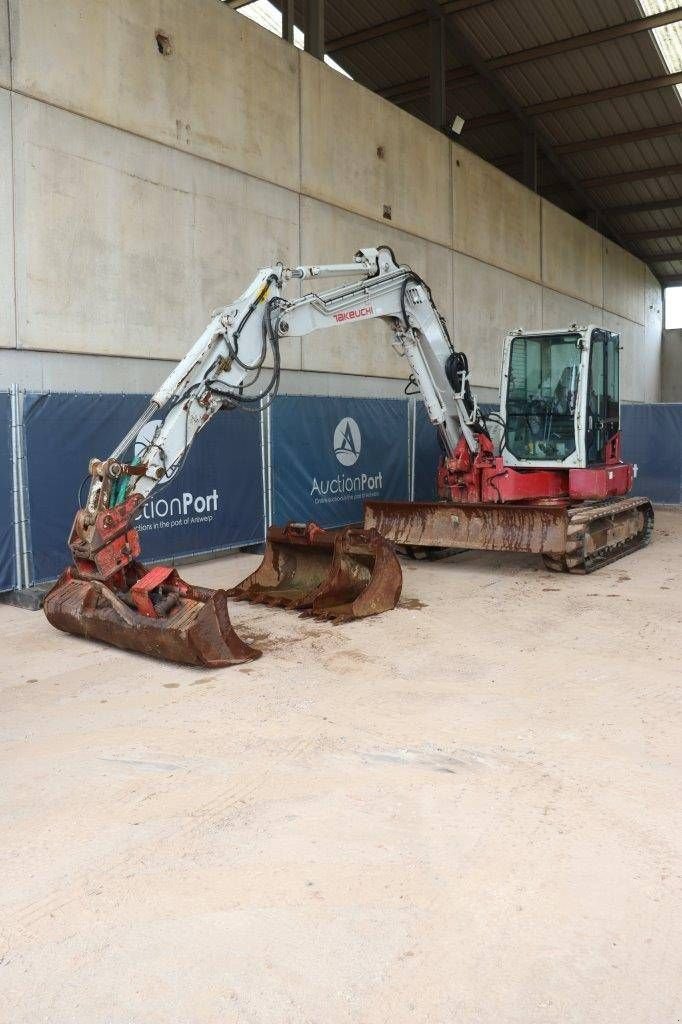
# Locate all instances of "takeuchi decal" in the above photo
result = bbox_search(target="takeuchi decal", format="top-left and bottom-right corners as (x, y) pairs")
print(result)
(333, 306), (373, 323)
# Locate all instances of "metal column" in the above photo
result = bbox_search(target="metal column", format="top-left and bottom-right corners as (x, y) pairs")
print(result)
(280, 0), (294, 44)
(522, 132), (538, 191)
(305, 0), (324, 60)
(429, 14), (446, 130)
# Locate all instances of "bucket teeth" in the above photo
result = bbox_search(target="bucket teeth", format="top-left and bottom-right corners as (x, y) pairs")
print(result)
(229, 522), (402, 623)
(43, 567), (261, 667)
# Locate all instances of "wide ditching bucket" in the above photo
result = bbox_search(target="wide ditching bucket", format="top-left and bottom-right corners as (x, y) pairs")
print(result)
(43, 564), (261, 667)
(229, 522), (402, 623)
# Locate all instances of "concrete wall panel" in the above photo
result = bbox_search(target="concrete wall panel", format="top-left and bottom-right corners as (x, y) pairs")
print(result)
(542, 287), (602, 332)
(9, 0), (300, 192)
(0, 345), (416, 398)
(12, 96), (300, 362)
(643, 269), (662, 402)
(603, 312), (643, 403)
(452, 147), (540, 283)
(0, 1), (9, 89)
(453, 254), (542, 390)
(662, 330), (682, 402)
(300, 54), (451, 248)
(0, 88), (14, 349)
(1, 6), (663, 396)
(604, 241), (646, 325)
(541, 201), (603, 308)
(299, 196), (453, 379)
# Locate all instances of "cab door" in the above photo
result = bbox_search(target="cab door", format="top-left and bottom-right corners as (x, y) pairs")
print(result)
(586, 330), (620, 465)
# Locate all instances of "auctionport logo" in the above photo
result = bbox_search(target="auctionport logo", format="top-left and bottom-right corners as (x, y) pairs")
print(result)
(309, 414), (383, 504)
(333, 416), (361, 467)
(133, 420), (219, 532)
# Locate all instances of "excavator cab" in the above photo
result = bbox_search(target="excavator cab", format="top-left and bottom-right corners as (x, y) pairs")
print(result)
(367, 319), (652, 572)
(500, 325), (621, 470)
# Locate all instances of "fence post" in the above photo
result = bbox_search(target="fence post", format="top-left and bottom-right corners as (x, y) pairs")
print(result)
(261, 403), (273, 529)
(10, 386), (31, 589)
(408, 396), (417, 502)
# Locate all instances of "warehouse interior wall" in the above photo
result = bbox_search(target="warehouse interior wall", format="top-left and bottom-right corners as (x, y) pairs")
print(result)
(662, 330), (682, 402)
(0, 0), (664, 403)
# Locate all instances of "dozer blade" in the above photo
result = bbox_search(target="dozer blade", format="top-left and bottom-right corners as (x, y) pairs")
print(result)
(43, 569), (261, 667)
(229, 522), (402, 622)
(364, 496), (654, 574)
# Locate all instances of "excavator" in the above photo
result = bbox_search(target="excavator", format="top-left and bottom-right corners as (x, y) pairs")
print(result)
(43, 246), (653, 667)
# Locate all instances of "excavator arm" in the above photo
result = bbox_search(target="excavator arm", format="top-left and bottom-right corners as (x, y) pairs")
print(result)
(72, 245), (486, 581)
(44, 245), (488, 668)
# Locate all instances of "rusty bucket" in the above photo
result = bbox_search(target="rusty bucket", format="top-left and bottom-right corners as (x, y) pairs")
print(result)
(229, 522), (402, 623)
(227, 522), (338, 610)
(43, 565), (261, 667)
(307, 526), (403, 623)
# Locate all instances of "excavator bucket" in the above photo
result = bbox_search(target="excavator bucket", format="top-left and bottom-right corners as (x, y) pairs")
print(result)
(307, 526), (403, 623)
(228, 522), (402, 622)
(228, 522), (338, 610)
(43, 565), (261, 667)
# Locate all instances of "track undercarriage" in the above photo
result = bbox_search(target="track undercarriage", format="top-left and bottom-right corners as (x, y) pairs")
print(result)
(541, 497), (654, 574)
(364, 496), (654, 574)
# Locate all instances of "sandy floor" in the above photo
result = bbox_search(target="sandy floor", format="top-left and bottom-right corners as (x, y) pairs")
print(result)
(1, 509), (681, 1023)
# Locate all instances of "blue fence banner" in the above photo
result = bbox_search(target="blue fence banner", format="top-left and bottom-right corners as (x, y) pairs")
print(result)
(24, 392), (264, 583)
(412, 401), (497, 501)
(0, 392), (14, 592)
(271, 395), (410, 528)
(413, 400), (442, 501)
(622, 403), (682, 505)
(16, 392), (682, 590)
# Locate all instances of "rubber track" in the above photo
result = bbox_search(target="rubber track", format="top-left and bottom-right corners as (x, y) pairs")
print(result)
(543, 497), (654, 575)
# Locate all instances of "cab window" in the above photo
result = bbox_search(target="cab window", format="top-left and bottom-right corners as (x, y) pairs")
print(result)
(505, 333), (580, 461)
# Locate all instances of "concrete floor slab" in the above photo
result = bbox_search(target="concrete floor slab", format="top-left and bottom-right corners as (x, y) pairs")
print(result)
(1, 510), (681, 1023)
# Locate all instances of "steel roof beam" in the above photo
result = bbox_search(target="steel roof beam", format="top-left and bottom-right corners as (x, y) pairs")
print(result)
(418, 0), (629, 250)
(494, 150), (682, 183)
(555, 122), (682, 155)
(326, 0), (495, 54)
(486, 161), (682, 209)
(581, 163), (682, 189)
(464, 71), (682, 130)
(379, 9), (682, 105)
(623, 227), (682, 240)
(488, 7), (682, 69)
(607, 197), (682, 215)
(382, 65), (476, 104)
(647, 251), (682, 262)
(659, 275), (682, 285)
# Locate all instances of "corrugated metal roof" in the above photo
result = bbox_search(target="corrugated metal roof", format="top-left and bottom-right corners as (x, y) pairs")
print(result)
(239, 0), (682, 281)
